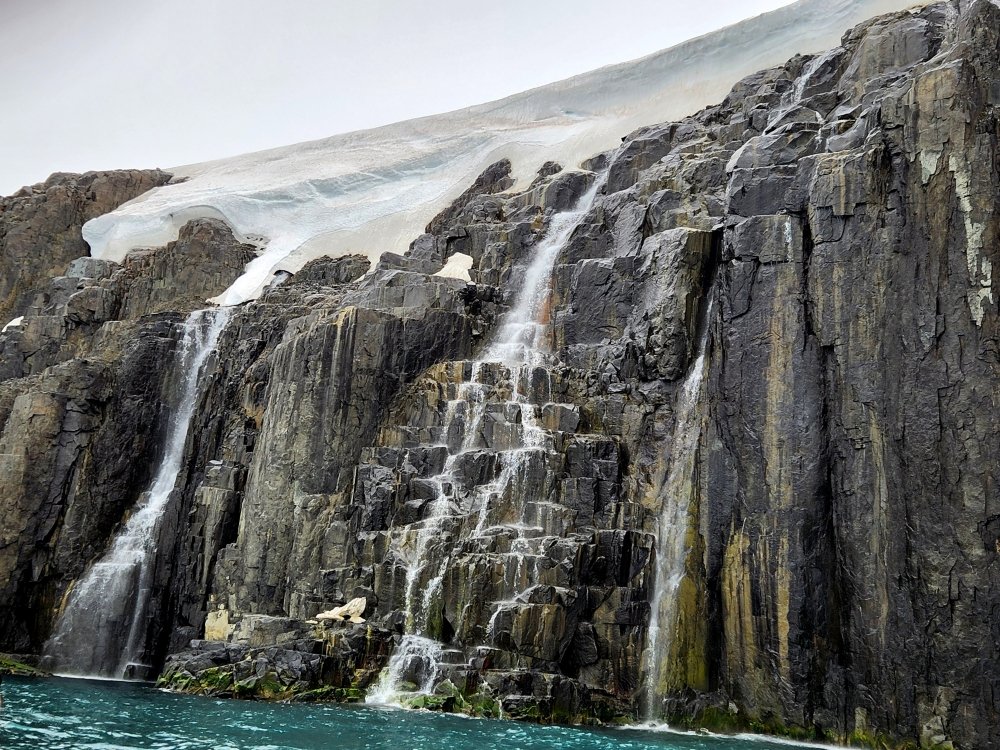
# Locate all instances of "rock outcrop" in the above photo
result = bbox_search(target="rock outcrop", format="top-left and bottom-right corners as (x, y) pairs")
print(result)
(0, 215), (257, 654)
(0, 170), (172, 326)
(1, 2), (998, 748)
(157, 618), (395, 702)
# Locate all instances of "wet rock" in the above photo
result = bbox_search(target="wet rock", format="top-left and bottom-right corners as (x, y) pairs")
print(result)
(2, 3), (999, 747)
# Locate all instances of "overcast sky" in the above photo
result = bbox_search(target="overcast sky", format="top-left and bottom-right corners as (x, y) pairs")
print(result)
(0, 0), (792, 195)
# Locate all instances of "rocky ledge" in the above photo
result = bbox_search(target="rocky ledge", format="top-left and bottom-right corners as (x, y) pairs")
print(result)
(1, 2), (998, 749)
(158, 618), (391, 703)
(159, 614), (632, 724)
(0, 654), (48, 678)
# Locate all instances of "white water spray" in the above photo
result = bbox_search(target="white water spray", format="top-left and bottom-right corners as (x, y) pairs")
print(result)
(641, 297), (713, 718)
(42, 307), (232, 679)
(367, 174), (604, 704)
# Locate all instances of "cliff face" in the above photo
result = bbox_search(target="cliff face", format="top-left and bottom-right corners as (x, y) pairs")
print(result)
(0, 217), (255, 654)
(1, 1), (998, 748)
(706, 4), (1000, 743)
(0, 169), (172, 326)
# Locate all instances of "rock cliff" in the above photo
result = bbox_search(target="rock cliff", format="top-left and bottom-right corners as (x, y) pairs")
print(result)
(0, 170), (172, 326)
(1, 2), (998, 748)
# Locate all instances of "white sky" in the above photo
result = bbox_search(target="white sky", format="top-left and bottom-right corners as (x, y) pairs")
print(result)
(0, 0), (793, 195)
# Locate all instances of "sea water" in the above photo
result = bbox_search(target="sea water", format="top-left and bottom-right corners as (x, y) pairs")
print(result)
(0, 676), (837, 750)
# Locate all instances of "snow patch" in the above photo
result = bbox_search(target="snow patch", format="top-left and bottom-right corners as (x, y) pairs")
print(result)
(433, 253), (473, 282)
(82, 0), (928, 306)
(2, 316), (24, 333)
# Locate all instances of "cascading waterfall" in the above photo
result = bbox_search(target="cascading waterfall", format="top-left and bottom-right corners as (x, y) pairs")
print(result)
(641, 296), (714, 719)
(42, 307), (232, 679)
(367, 173), (605, 704)
(764, 49), (835, 131)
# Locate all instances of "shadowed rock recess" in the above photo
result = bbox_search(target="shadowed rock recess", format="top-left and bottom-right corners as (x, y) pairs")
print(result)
(1, 2), (998, 747)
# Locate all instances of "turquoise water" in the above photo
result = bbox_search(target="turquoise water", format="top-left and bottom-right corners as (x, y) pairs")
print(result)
(0, 676), (827, 750)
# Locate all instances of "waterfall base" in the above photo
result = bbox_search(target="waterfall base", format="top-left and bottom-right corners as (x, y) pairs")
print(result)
(41, 308), (232, 679)
(365, 635), (446, 705)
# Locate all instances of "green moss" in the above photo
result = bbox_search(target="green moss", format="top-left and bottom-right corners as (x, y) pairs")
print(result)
(256, 673), (285, 700)
(465, 692), (501, 719)
(432, 679), (472, 712)
(0, 655), (48, 677)
(157, 671), (195, 693)
(197, 667), (234, 694)
(747, 717), (814, 742)
(684, 706), (746, 734)
(290, 686), (338, 702)
(401, 693), (455, 711)
(157, 666), (240, 697)
(847, 729), (921, 750)
(233, 677), (258, 698)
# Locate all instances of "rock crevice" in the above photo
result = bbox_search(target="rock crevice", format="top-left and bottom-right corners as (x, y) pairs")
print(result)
(1, 3), (998, 747)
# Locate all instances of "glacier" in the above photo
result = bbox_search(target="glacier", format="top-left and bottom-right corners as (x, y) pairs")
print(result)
(81, 0), (926, 306)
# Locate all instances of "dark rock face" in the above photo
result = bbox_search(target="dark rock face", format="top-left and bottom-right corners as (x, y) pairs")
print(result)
(1, 2), (999, 747)
(0, 323), (175, 653)
(701, 5), (1000, 746)
(0, 216), (256, 654)
(111, 218), (258, 318)
(158, 619), (395, 701)
(0, 170), (172, 325)
(426, 159), (515, 236)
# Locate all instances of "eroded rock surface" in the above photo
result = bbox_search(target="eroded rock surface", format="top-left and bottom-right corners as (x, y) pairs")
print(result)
(1, 2), (998, 747)
(0, 170), (172, 325)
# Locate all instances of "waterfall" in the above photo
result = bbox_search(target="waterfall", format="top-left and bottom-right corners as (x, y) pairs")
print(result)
(764, 49), (835, 131)
(42, 307), (232, 679)
(367, 174), (605, 704)
(641, 295), (714, 719)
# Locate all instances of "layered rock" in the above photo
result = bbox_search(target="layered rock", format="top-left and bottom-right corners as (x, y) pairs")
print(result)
(0, 215), (256, 655)
(1, 2), (999, 748)
(0, 170), (172, 325)
(157, 617), (395, 702)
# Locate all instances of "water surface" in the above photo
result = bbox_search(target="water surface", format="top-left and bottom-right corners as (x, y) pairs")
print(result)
(0, 676), (829, 750)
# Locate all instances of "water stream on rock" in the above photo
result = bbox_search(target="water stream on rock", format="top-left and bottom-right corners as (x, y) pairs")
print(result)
(763, 49), (834, 132)
(367, 174), (605, 704)
(641, 296), (714, 719)
(42, 307), (232, 679)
